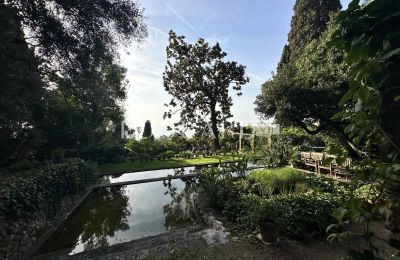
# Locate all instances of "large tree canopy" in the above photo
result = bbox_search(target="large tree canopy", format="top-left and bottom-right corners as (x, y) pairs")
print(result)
(1, 0), (147, 77)
(163, 31), (248, 149)
(0, 1), (147, 164)
(254, 0), (356, 153)
(255, 18), (354, 152)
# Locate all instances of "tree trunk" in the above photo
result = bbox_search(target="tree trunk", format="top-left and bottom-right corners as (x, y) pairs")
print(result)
(210, 105), (221, 150)
(385, 168), (400, 251)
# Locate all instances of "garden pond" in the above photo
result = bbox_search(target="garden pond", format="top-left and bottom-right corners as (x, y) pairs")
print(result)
(35, 168), (200, 256)
(34, 163), (263, 256)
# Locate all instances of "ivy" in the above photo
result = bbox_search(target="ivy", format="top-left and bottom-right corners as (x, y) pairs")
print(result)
(0, 160), (97, 218)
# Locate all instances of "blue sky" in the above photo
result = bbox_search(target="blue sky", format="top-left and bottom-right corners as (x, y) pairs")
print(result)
(121, 0), (351, 137)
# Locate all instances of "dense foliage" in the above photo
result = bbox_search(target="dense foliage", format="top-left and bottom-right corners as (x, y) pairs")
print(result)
(198, 163), (350, 240)
(255, 17), (354, 155)
(0, 1), (147, 165)
(1, 0), (147, 76)
(0, 160), (97, 218)
(123, 133), (193, 163)
(327, 0), (400, 251)
(286, 0), (341, 63)
(0, 6), (45, 164)
(263, 192), (343, 239)
(163, 31), (249, 149)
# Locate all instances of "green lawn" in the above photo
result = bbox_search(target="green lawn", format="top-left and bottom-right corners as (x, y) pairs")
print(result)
(98, 155), (238, 175)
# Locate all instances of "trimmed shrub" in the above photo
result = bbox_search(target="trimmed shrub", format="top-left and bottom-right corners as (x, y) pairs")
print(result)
(249, 167), (304, 197)
(303, 174), (350, 195)
(223, 193), (263, 232)
(85, 145), (127, 164)
(163, 150), (175, 160)
(178, 150), (195, 159)
(111, 156), (126, 164)
(263, 192), (343, 239)
(137, 153), (151, 162)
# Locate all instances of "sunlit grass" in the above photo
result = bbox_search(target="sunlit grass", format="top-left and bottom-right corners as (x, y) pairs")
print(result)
(98, 155), (236, 175)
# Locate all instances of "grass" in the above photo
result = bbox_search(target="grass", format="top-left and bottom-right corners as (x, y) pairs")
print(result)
(249, 167), (304, 197)
(98, 155), (237, 175)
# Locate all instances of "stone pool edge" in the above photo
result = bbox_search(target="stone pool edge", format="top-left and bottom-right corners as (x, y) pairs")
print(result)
(26, 187), (94, 258)
(27, 173), (201, 257)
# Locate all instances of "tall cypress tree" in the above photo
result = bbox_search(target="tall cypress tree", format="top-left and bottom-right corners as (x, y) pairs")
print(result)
(142, 120), (153, 139)
(0, 5), (45, 164)
(286, 0), (341, 63)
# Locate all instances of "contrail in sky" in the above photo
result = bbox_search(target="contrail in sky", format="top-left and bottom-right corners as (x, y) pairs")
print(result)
(163, 1), (197, 33)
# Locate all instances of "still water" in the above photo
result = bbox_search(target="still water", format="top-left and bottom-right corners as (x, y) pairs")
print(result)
(103, 162), (260, 184)
(103, 166), (198, 183)
(36, 177), (198, 255)
(36, 163), (261, 256)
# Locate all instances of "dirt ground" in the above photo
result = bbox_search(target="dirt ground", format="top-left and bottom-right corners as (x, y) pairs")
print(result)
(47, 222), (399, 260)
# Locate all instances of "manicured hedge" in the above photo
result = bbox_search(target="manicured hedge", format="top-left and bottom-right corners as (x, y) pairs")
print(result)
(263, 192), (344, 239)
(0, 160), (97, 218)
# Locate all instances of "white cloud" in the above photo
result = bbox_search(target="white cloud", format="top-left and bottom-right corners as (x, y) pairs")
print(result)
(120, 27), (171, 137)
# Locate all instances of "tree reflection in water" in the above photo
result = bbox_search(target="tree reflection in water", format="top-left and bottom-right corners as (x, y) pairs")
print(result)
(80, 186), (131, 251)
(36, 186), (131, 255)
(162, 168), (199, 230)
(37, 168), (206, 255)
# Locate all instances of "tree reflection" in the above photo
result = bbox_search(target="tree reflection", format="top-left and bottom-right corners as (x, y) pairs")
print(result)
(162, 177), (198, 231)
(80, 186), (131, 250)
(37, 186), (131, 254)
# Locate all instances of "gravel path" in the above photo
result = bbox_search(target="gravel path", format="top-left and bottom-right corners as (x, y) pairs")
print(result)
(42, 223), (398, 260)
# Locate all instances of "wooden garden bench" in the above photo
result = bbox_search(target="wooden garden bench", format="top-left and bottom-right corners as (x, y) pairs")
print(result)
(299, 151), (352, 179)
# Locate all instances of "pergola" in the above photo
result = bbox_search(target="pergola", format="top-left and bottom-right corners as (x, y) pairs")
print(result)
(224, 123), (280, 153)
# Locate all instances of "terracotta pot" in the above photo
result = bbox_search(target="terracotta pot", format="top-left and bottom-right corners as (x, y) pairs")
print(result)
(258, 222), (280, 244)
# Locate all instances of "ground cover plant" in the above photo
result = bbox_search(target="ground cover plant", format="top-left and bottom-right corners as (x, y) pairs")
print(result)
(0, 160), (97, 258)
(249, 167), (304, 197)
(0, 160), (97, 218)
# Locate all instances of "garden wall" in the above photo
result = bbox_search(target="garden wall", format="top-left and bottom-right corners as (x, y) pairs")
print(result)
(0, 160), (96, 259)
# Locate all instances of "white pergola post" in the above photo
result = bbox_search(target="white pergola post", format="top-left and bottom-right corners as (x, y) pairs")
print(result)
(120, 121), (125, 139)
(239, 126), (243, 153)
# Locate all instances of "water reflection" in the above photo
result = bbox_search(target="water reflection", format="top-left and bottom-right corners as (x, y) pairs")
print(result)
(79, 187), (131, 251)
(36, 178), (198, 256)
(162, 177), (198, 231)
(36, 186), (131, 255)
(103, 166), (202, 184)
(103, 163), (259, 184)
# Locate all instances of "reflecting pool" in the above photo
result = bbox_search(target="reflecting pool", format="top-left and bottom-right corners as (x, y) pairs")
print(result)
(36, 178), (198, 255)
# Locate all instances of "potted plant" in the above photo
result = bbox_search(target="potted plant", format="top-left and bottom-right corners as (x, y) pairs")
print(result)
(257, 203), (280, 244)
